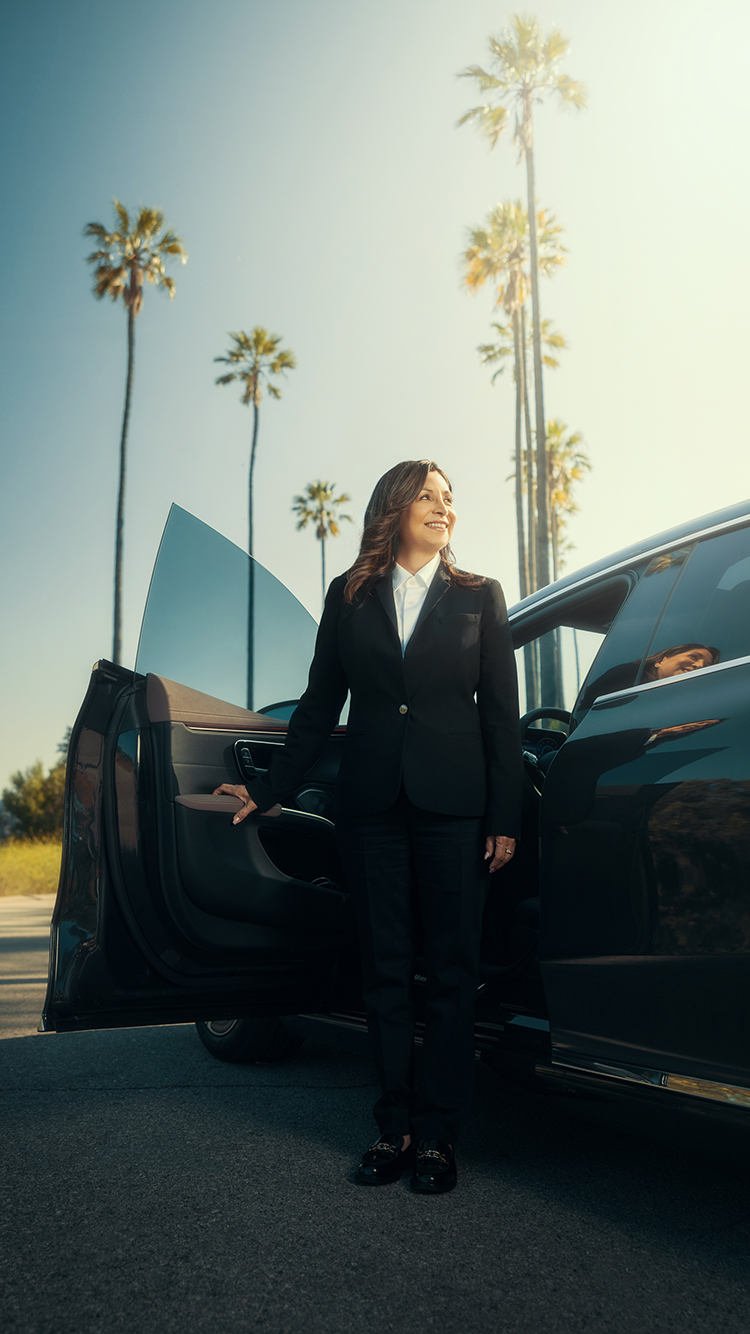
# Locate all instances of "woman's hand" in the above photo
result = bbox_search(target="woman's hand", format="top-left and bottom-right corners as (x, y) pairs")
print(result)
(485, 835), (516, 873)
(212, 782), (260, 824)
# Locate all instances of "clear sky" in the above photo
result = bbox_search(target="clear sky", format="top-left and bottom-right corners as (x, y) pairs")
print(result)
(2, 0), (749, 785)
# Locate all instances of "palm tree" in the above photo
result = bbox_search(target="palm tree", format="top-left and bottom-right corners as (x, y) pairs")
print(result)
(459, 15), (586, 593)
(545, 419), (591, 580)
(464, 200), (565, 599)
(293, 482), (352, 612)
(483, 312), (567, 713)
(85, 202), (187, 664)
(215, 328), (296, 709)
(214, 328), (297, 559)
(480, 311), (567, 589)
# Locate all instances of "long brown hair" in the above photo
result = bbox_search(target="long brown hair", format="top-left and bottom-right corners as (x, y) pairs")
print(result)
(344, 459), (483, 603)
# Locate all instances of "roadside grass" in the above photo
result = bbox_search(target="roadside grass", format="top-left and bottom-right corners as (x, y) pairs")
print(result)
(0, 837), (62, 896)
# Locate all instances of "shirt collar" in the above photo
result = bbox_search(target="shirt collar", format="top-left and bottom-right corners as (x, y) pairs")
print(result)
(392, 552), (442, 593)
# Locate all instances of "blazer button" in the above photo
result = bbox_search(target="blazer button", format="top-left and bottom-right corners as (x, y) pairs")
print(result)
(399, 704), (408, 714)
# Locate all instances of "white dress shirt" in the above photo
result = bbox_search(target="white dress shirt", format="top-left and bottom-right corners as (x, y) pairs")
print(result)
(391, 553), (441, 654)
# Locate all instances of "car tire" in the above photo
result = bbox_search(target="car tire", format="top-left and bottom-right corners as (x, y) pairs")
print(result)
(195, 1017), (305, 1064)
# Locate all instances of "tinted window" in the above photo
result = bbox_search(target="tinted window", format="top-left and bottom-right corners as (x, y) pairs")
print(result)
(135, 506), (319, 713)
(644, 526), (750, 673)
(573, 548), (692, 717)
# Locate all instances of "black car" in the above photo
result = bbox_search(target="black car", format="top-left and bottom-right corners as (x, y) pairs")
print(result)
(42, 500), (750, 1126)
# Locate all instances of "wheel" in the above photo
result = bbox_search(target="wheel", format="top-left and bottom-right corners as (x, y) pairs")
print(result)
(195, 1016), (305, 1064)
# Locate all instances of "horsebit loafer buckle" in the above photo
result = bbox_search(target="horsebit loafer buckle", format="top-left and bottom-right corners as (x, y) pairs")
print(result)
(355, 1135), (413, 1186)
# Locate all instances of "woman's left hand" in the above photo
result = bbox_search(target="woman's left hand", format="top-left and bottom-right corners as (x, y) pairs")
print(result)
(485, 835), (516, 873)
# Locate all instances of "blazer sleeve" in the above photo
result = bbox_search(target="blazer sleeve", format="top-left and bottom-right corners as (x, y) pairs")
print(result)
(476, 578), (524, 840)
(245, 575), (349, 811)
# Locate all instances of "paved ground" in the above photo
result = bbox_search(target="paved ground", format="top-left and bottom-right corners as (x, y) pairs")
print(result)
(2, 895), (750, 1334)
(0, 895), (54, 1040)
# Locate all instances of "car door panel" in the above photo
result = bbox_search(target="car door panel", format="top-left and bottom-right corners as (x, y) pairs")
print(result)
(540, 660), (750, 1084)
(42, 662), (353, 1034)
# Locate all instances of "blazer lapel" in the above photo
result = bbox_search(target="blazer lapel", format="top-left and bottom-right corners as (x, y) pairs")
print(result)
(405, 564), (451, 654)
(374, 576), (399, 639)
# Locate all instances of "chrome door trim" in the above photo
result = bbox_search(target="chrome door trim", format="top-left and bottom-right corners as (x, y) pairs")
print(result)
(183, 728), (288, 740)
(591, 653), (750, 709)
(509, 513), (750, 628)
(551, 1051), (750, 1109)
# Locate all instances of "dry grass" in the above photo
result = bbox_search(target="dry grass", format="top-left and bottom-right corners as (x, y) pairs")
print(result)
(0, 837), (62, 896)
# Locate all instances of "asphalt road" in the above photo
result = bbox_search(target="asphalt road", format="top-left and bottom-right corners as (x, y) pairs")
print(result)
(2, 895), (750, 1334)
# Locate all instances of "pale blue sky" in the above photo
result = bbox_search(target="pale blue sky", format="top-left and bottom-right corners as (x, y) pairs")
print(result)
(2, 0), (750, 783)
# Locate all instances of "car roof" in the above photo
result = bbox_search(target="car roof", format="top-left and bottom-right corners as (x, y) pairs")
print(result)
(509, 495), (750, 619)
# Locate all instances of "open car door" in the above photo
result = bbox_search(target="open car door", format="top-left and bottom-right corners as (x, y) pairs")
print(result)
(42, 506), (353, 1033)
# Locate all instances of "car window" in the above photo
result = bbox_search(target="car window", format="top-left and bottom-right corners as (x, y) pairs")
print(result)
(135, 505), (320, 713)
(516, 627), (605, 718)
(513, 575), (631, 720)
(573, 548), (693, 718)
(642, 526), (750, 675)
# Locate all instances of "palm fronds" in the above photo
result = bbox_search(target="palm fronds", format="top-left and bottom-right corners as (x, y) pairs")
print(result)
(458, 16), (586, 147)
(84, 200), (187, 313)
(214, 328), (296, 407)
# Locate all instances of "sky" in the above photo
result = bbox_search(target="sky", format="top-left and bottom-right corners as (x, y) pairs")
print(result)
(1, 0), (750, 784)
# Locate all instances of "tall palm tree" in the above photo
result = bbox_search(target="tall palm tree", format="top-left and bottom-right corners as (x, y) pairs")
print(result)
(214, 328), (296, 559)
(479, 311), (567, 589)
(293, 482), (352, 612)
(463, 200), (565, 597)
(459, 15), (586, 593)
(215, 328), (296, 709)
(483, 313), (567, 713)
(85, 202), (187, 664)
(545, 419), (591, 580)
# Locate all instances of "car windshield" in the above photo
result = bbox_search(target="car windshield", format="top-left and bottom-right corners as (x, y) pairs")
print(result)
(135, 505), (319, 715)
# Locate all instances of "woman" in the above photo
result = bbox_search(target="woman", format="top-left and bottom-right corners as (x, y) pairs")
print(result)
(215, 459), (523, 1194)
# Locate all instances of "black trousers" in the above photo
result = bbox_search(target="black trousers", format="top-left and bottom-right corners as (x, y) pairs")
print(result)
(336, 787), (487, 1144)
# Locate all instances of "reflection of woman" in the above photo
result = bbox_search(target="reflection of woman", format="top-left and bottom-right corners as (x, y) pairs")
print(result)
(642, 643), (719, 681)
(215, 460), (523, 1194)
(579, 643), (720, 714)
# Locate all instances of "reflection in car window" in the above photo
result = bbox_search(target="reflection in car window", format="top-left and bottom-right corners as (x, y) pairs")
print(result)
(639, 643), (720, 683)
(574, 548), (693, 718)
(135, 506), (320, 712)
(644, 526), (750, 671)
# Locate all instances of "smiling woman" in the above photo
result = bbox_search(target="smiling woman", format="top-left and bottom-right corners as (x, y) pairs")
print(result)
(213, 457), (523, 1194)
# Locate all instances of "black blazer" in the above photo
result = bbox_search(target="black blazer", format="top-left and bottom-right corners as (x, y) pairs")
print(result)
(246, 564), (523, 838)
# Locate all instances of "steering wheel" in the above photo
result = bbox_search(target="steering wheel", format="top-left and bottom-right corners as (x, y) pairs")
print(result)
(520, 708), (572, 793)
(519, 707), (571, 734)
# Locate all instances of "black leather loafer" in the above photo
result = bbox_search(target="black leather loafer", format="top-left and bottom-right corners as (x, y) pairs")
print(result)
(355, 1135), (414, 1186)
(411, 1140), (457, 1194)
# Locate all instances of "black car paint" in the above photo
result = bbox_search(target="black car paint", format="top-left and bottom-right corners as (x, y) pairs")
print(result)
(41, 498), (750, 1128)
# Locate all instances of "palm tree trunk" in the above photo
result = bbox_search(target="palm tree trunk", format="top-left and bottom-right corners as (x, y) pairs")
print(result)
(512, 310), (528, 601)
(113, 303), (135, 664)
(521, 306), (536, 594)
(523, 94), (555, 704)
(522, 95), (550, 591)
(519, 306), (538, 711)
(320, 537), (326, 613)
(247, 400), (260, 710)
(249, 400), (259, 558)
